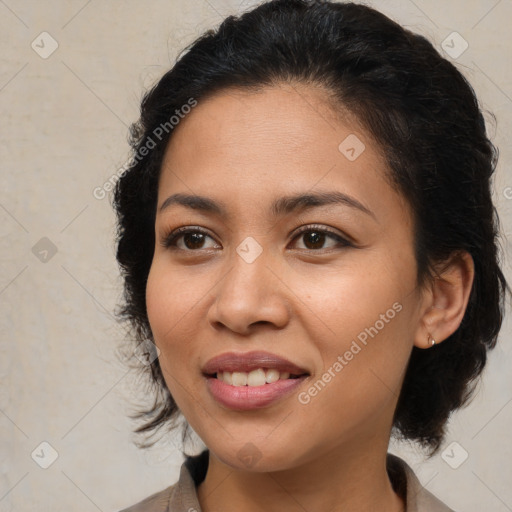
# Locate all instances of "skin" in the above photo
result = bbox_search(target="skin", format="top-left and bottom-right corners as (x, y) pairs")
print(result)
(145, 83), (474, 512)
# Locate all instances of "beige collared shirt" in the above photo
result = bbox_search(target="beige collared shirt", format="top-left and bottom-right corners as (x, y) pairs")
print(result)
(118, 450), (455, 512)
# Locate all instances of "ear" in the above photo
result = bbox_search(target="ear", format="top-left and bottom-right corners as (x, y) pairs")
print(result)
(414, 251), (474, 349)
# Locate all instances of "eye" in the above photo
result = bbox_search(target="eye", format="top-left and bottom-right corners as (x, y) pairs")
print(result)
(160, 224), (352, 252)
(290, 224), (352, 251)
(161, 227), (219, 251)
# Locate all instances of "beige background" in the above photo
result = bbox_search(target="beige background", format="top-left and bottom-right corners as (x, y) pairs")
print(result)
(1, 0), (511, 511)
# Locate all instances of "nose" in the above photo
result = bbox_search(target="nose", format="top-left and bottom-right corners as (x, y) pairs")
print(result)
(206, 243), (291, 335)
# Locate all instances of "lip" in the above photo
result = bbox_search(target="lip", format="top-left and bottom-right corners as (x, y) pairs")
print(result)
(202, 350), (310, 411)
(202, 350), (309, 375)
(205, 374), (308, 411)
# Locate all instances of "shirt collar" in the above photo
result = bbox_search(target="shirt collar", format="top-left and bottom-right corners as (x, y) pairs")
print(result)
(166, 450), (454, 512)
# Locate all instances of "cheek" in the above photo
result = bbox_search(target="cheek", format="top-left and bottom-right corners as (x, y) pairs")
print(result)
(145, 262), (193, 385)
(145, 263), (170, 341)
(145, 260), (210, 389)
(293, 247), (416, 339)
(299, 310), (412, 442)
(300, 253), (417, 409)
(146, 260), (201, 341)
(145, 264), (190, 405)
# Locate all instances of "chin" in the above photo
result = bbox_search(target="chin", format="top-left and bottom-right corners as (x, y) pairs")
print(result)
(207, 438), (303, 473)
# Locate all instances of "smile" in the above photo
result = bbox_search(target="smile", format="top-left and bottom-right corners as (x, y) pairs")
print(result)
(215, 368), (304, 386)
(202, 350), (310, 410)
(205, 373), (308, 410)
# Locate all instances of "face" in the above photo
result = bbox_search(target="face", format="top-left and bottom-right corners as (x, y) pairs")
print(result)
(146, 83), (428, 472)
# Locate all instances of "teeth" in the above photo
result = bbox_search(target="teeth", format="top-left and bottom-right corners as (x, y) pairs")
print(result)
(216, 368), (299, 386)
(247, 368), (266, 386)
(232, 372), (247, 386)
(265, 368), (280, 384)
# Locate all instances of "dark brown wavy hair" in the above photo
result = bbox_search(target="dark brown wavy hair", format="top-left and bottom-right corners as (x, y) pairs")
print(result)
(112, 0), (509, 455)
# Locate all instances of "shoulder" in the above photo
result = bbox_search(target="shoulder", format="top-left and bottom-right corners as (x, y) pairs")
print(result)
(117, 483), (175, 512)
(117, 449), (208, 512)
(387, 453), (458, 512)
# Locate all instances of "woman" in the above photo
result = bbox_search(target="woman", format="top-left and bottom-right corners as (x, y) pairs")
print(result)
(113, 0), (509, 510)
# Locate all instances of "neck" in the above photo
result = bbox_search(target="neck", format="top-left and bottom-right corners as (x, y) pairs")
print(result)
(197, 439), (405, 512)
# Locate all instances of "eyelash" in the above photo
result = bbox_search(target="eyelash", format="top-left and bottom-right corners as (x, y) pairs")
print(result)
(160, 224), (353, 252)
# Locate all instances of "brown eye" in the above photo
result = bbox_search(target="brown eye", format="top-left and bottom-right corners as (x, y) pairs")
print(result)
(161, 224), (352, 253)
(291, 225), (351, 251)
(161, 227), (219, 251)
(182, 232), (208, 250)
(301, 230), (327, 250)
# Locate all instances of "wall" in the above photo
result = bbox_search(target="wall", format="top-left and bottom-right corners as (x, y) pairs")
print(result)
(1, 0), (511, 510)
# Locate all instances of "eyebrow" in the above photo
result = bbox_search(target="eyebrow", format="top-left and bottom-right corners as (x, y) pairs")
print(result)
(158, 190), (376, 220)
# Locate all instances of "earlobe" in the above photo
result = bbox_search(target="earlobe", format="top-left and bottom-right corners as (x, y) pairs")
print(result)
(414, 251), (475, 349)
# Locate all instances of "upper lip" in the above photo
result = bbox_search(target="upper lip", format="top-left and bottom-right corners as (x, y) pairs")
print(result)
(202, 350), (309, 376)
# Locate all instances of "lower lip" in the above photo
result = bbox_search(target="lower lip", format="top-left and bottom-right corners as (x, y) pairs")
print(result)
(205, 375), (308, 411)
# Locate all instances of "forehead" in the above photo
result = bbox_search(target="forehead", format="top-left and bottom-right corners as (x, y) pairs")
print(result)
(157, 83), (407, 223)
(163, 83), (360, 166)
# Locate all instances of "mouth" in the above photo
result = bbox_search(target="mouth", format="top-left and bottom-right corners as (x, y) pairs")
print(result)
(202, 351), (310, 410)
(202, 350), (310, 384)
(207, 368), (308, 387)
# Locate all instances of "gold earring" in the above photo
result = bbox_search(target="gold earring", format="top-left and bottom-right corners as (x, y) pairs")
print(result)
(428, 333), (436, 346)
